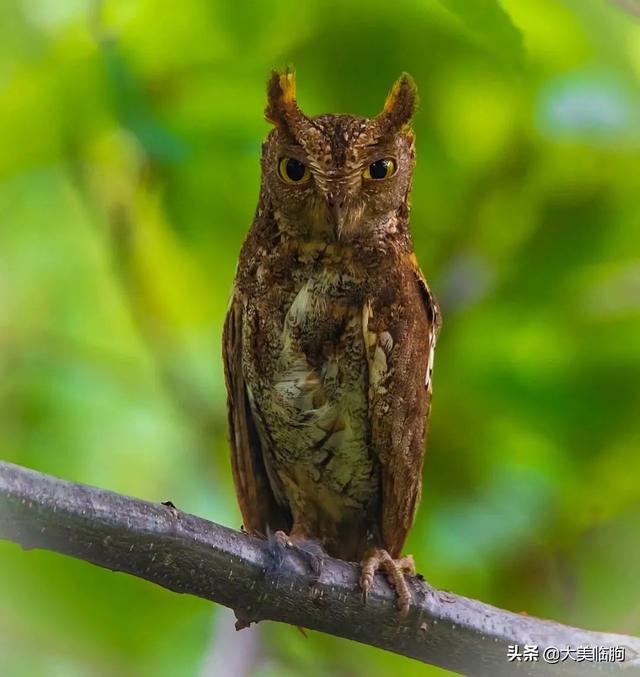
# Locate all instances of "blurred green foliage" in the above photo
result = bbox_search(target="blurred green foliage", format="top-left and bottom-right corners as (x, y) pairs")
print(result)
(1, 0), (639, 675)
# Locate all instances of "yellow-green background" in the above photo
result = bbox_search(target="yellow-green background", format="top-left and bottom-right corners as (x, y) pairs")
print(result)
(1, 0), (639, 675)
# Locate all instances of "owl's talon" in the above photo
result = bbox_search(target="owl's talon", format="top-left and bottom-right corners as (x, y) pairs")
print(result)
(360, 565), (375, 605)
(292, 538), (325, 582)
(266, 530), (325, 581)
(265, 529), (292, 575)
(359, 549), (415, 618)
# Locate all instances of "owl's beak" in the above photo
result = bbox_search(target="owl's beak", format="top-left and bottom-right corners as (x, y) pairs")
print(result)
(330, 201), (346, 239)
(327, 189), (350, 239)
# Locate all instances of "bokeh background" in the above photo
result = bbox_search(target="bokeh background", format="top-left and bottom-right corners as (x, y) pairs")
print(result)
(1, 0), (640, 675)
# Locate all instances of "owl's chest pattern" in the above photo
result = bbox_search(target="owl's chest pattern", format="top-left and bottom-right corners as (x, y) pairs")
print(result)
(242, 255), (377, 516)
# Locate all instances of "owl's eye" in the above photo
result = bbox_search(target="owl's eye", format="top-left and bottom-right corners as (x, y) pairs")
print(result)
(363, 158), (396, 180)
(278, 157), (311, 184)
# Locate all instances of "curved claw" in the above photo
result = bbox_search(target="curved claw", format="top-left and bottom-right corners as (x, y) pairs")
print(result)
(359, 549), (416, 618)
(360, 558), (376, 605)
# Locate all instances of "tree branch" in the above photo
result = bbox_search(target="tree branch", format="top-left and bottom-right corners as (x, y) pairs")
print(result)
(0, 461), (638, 675)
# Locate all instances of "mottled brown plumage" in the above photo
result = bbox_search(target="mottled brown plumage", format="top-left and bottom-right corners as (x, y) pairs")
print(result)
(223, 70), (441, 615)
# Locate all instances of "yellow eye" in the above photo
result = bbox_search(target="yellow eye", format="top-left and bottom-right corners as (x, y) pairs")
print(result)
(278, 157), (311, 184)
(363, 158), (396, 180)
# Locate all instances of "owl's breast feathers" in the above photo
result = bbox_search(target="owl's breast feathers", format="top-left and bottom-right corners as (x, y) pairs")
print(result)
(224, 229), (440, 560)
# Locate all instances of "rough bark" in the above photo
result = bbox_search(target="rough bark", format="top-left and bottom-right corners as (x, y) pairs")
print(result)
(0, 461), (638, 676)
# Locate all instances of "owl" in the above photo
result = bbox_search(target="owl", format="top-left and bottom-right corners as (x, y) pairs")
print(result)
(223, 70), (441, 617)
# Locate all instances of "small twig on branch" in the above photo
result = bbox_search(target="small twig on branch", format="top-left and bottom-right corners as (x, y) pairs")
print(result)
(0, 461), (638, 676)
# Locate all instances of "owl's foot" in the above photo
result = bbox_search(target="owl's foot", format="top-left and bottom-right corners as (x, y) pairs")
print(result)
(292, 538), (325, 579)
(266, 530), (324, 581)
(360, 549), (416, 618)
(266, 530), (292, 574)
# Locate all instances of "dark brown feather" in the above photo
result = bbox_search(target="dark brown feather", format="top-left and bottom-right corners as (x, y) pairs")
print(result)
(223, 296), (291, 535)
(367, 253), (440, 557)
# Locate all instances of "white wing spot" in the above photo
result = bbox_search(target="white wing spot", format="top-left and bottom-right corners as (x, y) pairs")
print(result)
(425, 329), (435, 389)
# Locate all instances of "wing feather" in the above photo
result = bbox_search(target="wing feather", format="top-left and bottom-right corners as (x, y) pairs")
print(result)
(367, 258), (441, 557)
(223, 292), (289, 535)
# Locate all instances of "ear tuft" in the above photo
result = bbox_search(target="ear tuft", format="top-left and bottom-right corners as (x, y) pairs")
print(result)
(265, 68), (297, 127)
(278, 70), (296, 105)
(379, 73), (418, 132)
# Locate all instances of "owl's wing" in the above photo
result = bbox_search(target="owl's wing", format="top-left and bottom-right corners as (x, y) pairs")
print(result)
(223, 292), (289, 535)
(367, 256), (441, 557)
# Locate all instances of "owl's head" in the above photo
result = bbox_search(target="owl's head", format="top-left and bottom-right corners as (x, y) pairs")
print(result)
(261, 70), (417, 241)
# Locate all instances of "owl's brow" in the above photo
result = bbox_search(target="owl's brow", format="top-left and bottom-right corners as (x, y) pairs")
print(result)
(278, 143), (307, 158)
(363, 143), (398, 163)
(365, 138), (396, 149)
